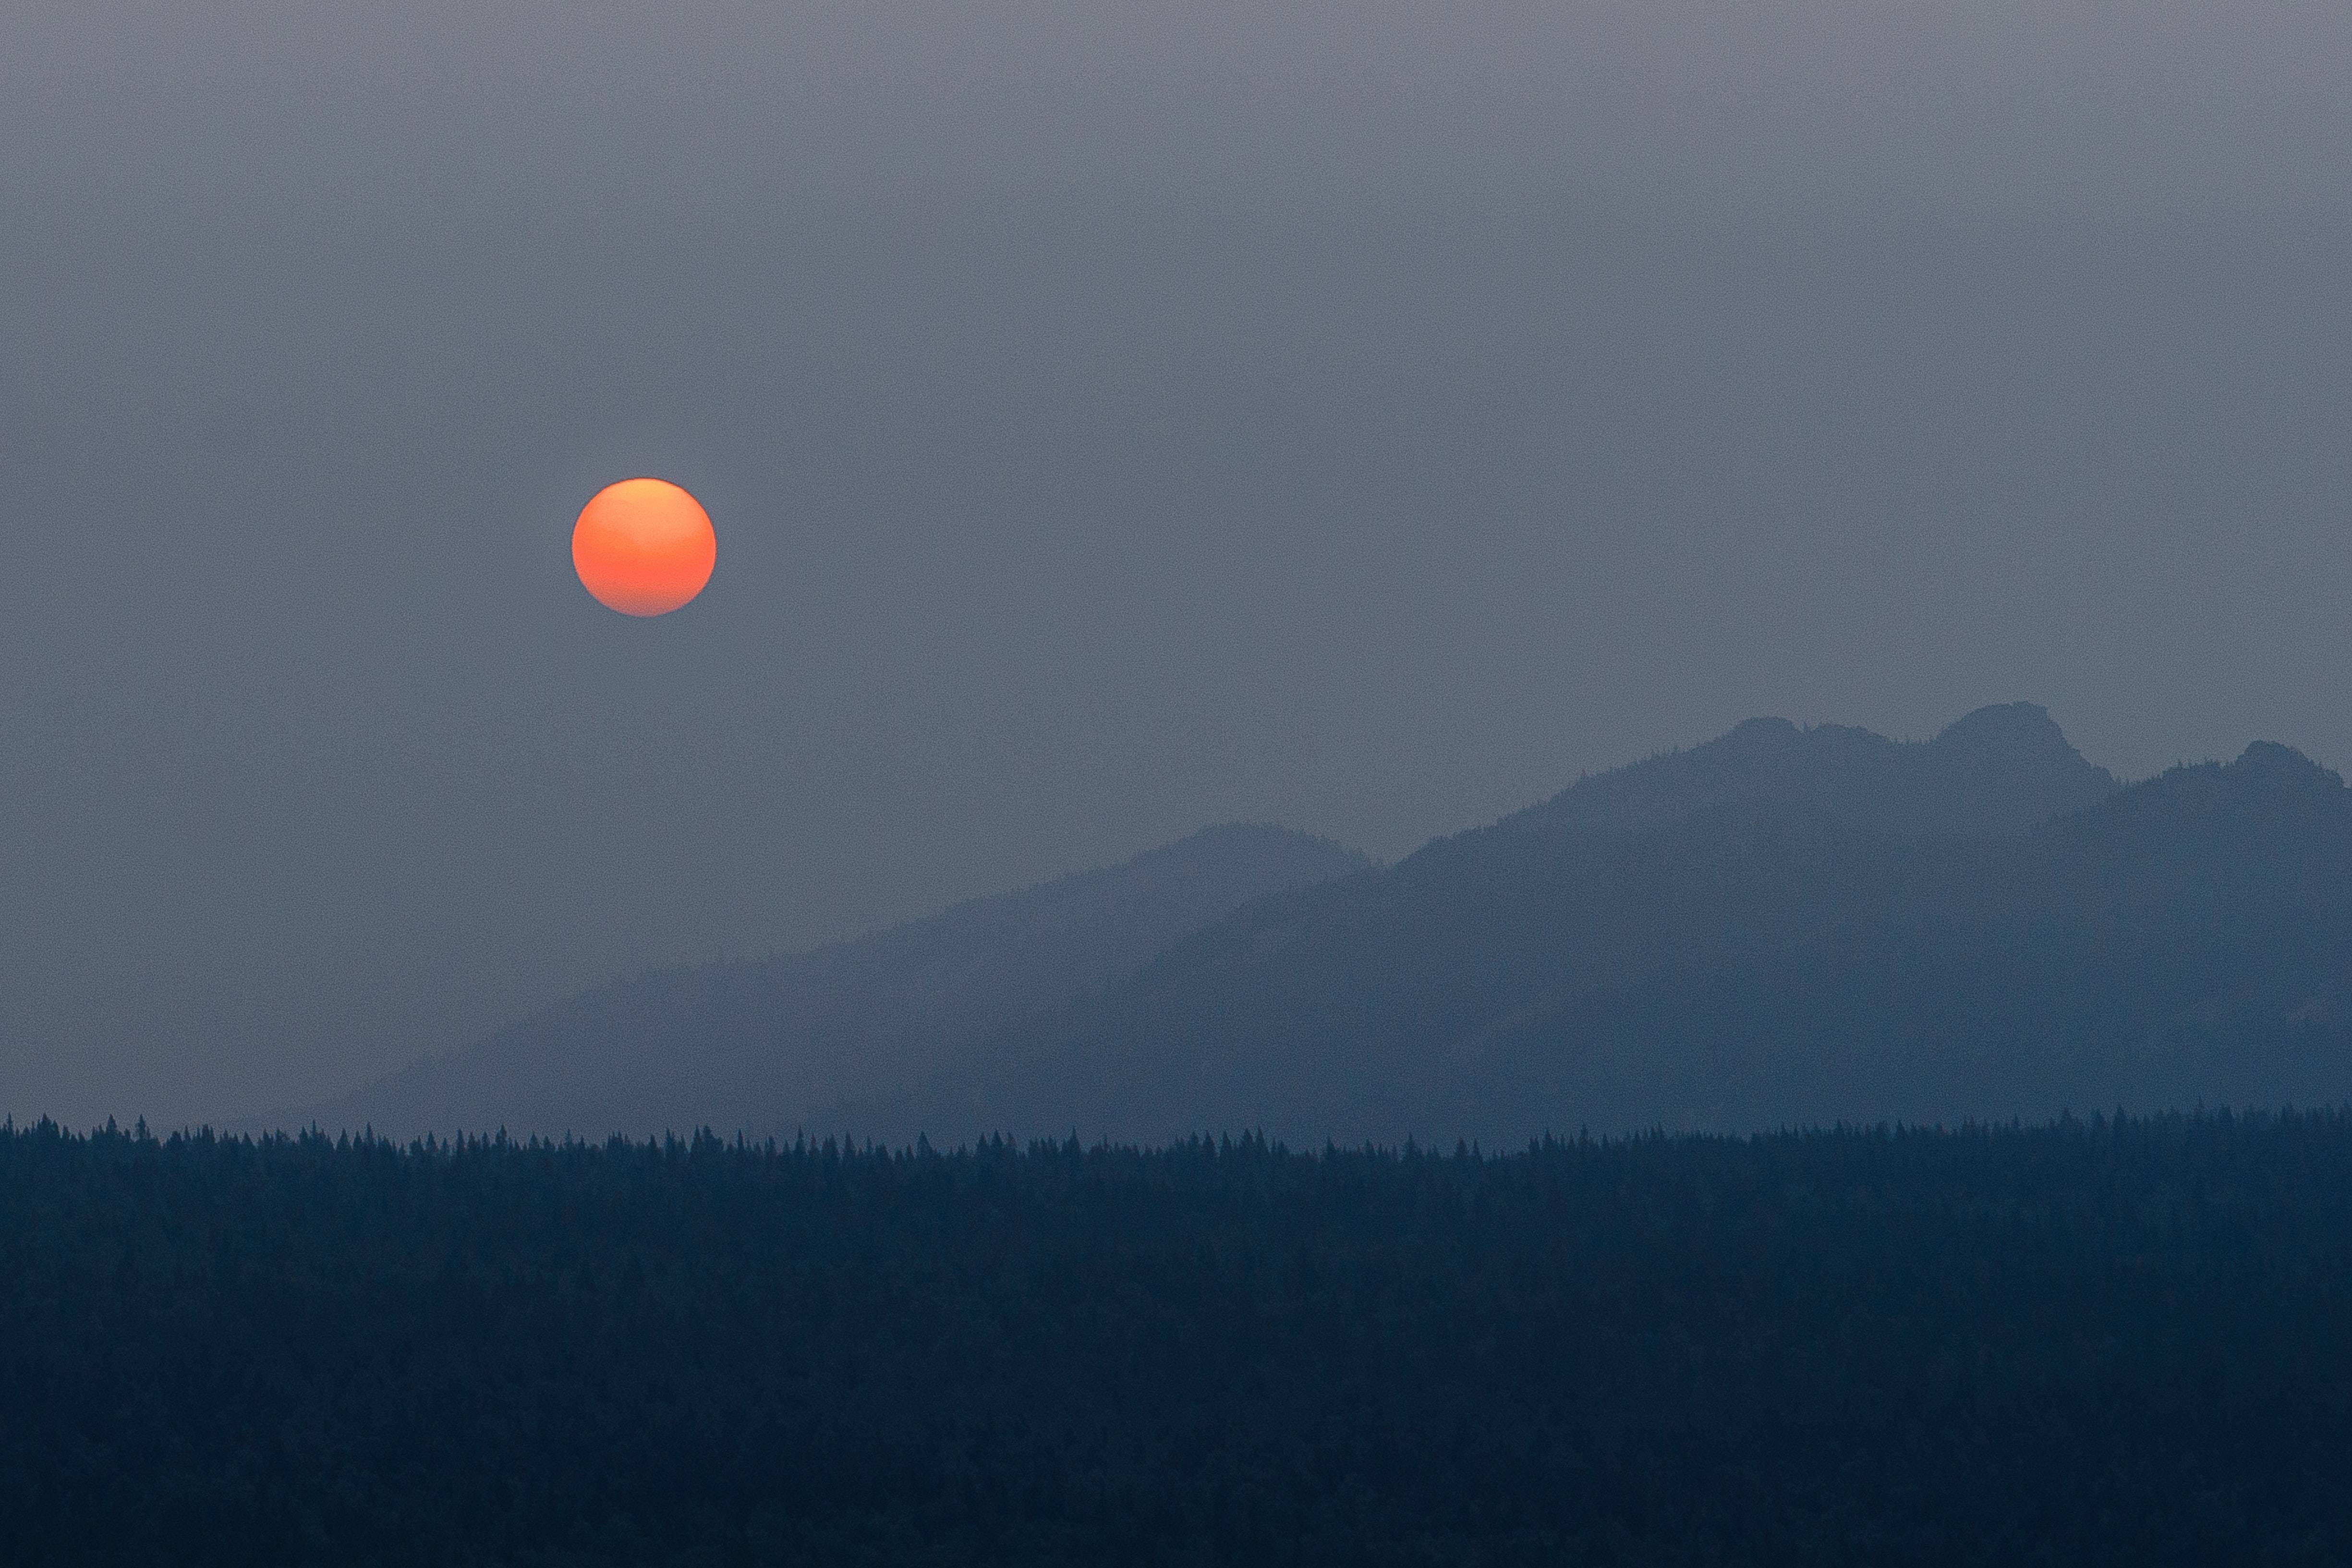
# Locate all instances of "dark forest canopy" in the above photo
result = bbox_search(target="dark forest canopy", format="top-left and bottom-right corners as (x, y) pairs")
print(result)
(7, 1113), (2352, 1565)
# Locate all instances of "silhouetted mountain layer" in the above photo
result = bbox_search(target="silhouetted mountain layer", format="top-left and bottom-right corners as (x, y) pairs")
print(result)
(1505, 700), (2116, 837)
(294, 825), (1367, 1140)
(856, 706), (2352, 1142)
(295, 703), (2352, 1145)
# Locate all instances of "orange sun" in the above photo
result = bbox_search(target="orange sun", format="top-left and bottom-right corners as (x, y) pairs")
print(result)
(571, 478), (717, 616)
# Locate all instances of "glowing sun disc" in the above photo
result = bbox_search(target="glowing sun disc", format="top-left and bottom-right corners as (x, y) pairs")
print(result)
(572, 478), (716, 616)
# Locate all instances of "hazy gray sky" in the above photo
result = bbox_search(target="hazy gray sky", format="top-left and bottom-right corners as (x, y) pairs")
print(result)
(4, 0), (2348, 1126)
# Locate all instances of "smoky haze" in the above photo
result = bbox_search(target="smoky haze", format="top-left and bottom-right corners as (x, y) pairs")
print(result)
(2, 0), (2348, 1127)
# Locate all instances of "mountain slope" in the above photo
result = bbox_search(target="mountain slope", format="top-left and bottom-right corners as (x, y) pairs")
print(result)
(865, 709), (2352, 1142)
(295, 824), (1367, 1140)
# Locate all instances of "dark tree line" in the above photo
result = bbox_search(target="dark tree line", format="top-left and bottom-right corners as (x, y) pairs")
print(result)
(4, 1113), (2352, 1564)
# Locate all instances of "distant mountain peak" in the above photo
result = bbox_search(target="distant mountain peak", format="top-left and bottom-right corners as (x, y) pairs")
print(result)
(1502, 702), (2115, 840)
(2053, 740), (2347, 851)
(1931, 701), (2069, 750)
(2234, 740), (2341, 790)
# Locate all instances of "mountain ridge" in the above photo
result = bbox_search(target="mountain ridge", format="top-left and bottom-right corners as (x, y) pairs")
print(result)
(286, 703), (2352, 1147)
(1500, 701), (2116, 839)
(848, 712), (2352, 1143)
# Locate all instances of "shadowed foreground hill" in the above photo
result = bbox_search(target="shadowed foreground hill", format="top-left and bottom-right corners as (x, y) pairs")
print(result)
(6, 1117), (2352, 1566)
(869, 706), (2352, 1142)
(294, 824), (1365, 1141)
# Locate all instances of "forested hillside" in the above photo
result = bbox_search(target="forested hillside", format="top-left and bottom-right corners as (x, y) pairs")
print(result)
(872, 708), (2352, 1142)
(6, 1116), (2351, 1565)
